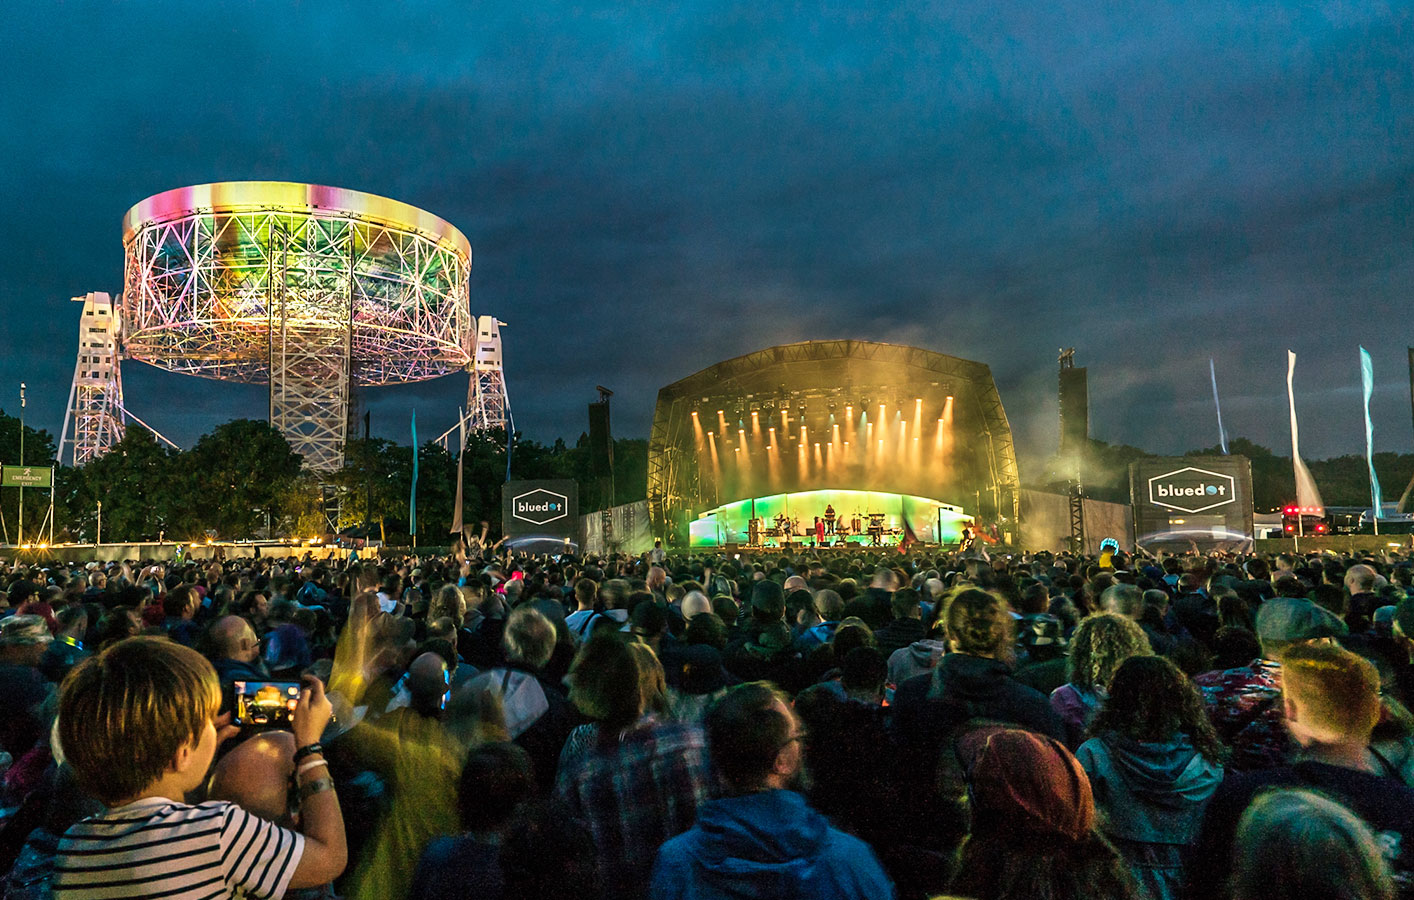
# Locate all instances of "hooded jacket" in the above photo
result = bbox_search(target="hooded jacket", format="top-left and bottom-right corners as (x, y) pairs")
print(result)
(1075, 733), (1222, 845)
(873, 616), (928, 658)
(650, 790), (894, 900)
(893, 652), (1065, 760)
(1076, 732), (1222, 900)
(886, 639), (946, 686)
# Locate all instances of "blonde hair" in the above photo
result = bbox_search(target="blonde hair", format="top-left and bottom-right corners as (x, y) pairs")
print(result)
(1281, 642), (1381, 742)
(627, 640), (668, 718)
(503, 607), (556, 669)
(429, 584), (467, 628)
(1067, 613), (1151, 692)
(58, 636), (220, 805)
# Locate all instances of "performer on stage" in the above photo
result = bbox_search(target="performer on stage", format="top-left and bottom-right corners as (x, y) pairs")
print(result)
(824, 503), (836, 534)
(959, 527), (975, 552)
(815, 516), (825, 546)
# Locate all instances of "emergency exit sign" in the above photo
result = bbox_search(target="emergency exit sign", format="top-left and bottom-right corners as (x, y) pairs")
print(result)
(2, 465), (53, 488)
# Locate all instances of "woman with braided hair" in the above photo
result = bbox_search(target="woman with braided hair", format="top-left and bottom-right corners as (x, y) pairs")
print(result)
(893, 587), (1067, 785)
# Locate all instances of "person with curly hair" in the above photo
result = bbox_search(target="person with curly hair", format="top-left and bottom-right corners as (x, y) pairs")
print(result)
(1077, 655), (1224, 900)
(1051, 613), (1152, 748)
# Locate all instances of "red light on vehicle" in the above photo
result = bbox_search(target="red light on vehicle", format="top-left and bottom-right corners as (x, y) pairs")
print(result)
(1285, 525), (1294, 532)
(1315, 524), (1326, 533)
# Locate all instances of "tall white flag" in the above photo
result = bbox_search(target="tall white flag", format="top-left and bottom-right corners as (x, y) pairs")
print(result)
(450, 408), (466, 538)
(1286, 350), (1324, 511)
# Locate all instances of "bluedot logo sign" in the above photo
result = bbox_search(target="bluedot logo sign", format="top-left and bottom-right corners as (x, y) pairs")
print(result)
(1148, 467), (1237, 514)
(513, 488), (569, 525)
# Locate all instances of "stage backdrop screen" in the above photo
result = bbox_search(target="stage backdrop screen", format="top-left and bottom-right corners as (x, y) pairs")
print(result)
(1128, 456), (1254, 549)
(502, 479), (579, 546)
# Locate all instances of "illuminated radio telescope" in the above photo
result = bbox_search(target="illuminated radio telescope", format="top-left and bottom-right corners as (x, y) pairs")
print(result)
(117, 182), (476, 472)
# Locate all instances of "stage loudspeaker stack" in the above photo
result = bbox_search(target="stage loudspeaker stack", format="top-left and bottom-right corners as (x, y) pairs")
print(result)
(1058, 367), (1089, 453)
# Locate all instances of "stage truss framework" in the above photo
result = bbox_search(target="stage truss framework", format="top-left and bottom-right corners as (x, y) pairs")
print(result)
(647, 340), (1022, 545)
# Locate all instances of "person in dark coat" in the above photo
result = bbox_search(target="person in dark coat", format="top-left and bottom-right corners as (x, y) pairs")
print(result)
(650, 682), (894, 899)
(873, 588), (928, 659)
(891, 585), (1066, 892)
(842, 567), (898, 630)
(893, 588), (1065, 761)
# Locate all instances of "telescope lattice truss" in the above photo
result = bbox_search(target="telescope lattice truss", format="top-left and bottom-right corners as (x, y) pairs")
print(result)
(121, 184), (473, 473)
(468, 316), (511, 432)
(60, 293), (126, 466)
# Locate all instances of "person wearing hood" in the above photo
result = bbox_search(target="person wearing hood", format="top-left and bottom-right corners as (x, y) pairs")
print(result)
(1076, 655), (1224, 900)
(650, 681), (894, 900)
(724, 581), (798, 684)
(893, 588), (1065, 774)
(886, 629), (948, 686)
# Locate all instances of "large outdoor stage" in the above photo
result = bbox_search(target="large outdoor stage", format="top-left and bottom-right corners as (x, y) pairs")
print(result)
(689, 488), (972, 550)
(646, 340), (1021, 549)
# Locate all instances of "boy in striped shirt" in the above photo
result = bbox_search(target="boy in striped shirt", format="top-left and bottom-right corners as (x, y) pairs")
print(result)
(52, 637), (347, 899)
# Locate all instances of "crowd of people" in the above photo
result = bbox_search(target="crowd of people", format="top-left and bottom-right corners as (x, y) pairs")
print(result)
(0, 540), (1413, 899)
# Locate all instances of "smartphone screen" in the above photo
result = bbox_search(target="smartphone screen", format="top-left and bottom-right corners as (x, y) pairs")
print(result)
(233, 681), (301, 728)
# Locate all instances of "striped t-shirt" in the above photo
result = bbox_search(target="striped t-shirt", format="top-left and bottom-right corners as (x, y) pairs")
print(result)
(52, 797), (305, 900)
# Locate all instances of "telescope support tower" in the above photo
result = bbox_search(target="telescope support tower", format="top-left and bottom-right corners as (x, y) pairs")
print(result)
(60, 292), (126, 466)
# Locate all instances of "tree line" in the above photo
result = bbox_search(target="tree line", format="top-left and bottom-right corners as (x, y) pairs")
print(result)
(0, 410), (647, 545)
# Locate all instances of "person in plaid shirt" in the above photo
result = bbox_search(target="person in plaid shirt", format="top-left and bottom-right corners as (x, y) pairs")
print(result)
(1194, 597), (1345, 770)
(555, 635), (710, 899)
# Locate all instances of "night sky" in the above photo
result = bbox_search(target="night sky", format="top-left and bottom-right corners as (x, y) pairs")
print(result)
(2, 2), (1411, 479)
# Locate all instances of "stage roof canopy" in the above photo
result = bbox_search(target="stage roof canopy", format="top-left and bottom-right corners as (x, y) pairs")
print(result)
(646, 340), (1020, 545)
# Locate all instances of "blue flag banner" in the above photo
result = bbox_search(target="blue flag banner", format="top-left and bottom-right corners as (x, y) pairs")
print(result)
(1210, 359), (1229, 455)
(410, 409), (419, 537)
(1360, 347), (1382, 518)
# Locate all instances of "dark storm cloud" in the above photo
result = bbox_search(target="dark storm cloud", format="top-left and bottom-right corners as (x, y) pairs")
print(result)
(1, 1), (1411, 478)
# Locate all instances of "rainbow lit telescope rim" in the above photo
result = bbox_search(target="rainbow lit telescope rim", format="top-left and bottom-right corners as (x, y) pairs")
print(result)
(120, 181), (472, 384)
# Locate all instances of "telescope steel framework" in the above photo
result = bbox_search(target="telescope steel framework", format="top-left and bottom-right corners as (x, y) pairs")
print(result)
(59, 291), (180, 466)
(120, 182), (474, 472)
(60, 293), (126, 466)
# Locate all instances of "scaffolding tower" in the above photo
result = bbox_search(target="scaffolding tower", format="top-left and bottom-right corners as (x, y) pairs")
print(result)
(466, 316), (511, 433)
(59, 293), (126, 466)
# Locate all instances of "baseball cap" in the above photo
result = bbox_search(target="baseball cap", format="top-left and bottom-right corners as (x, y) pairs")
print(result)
(1256, 597), (1347, 646)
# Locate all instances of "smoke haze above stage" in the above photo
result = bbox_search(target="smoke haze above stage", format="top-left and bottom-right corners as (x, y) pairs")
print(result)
(647, 341), (1020, 546)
